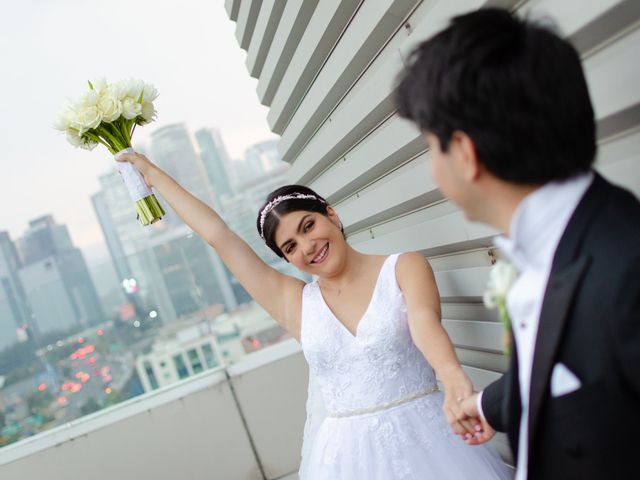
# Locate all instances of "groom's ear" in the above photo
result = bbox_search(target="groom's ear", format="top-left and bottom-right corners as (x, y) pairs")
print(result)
(451, 131), (482, 183)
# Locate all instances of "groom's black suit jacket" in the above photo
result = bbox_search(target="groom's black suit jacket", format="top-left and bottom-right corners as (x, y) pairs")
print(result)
(482, 173), (640, 479)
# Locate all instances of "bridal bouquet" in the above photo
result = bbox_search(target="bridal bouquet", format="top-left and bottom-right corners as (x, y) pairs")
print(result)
(55, 78), (165, 226)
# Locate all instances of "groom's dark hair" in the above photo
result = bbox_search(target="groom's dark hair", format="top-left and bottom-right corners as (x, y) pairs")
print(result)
(395, 8), (596, 184)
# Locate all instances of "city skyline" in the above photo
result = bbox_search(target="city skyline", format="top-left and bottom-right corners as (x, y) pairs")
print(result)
(0, 0), (278, 262)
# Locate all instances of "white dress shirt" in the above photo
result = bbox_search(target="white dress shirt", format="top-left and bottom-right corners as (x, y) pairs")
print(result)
(478, 172), (593, 480)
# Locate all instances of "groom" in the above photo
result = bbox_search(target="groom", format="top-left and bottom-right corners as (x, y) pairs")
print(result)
(395, 7), (640, 480)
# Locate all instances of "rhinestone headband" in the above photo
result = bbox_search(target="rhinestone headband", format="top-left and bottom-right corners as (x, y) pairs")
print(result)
(259, 193), (326, 239)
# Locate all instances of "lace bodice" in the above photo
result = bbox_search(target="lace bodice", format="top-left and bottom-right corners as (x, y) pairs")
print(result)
(300, 254), (438, 413)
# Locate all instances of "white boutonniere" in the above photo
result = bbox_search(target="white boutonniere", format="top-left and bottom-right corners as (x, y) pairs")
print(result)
(483, 260), (518, 355)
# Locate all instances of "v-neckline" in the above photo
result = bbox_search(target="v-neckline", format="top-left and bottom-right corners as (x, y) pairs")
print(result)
(316, 255), (392, 339)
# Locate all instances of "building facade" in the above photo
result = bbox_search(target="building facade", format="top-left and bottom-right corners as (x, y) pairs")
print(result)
(195, 127), (235, 203)
(18, 216), (103, 336)
(0, 231), (31, 349)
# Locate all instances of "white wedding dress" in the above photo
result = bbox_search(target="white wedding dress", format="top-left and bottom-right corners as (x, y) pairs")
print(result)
(299, 254), (512, 479)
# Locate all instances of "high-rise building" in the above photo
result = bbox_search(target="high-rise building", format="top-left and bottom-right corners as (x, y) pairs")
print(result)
(0, 231), (31, 349)
(19, 215), (74, 264)
(150, 124), (217, 225)
(91, 191), (132, 284)
(18, 216), (104, 335)
(227, 139), (284, 189)
(148, 226), (237, 318)
(244, 139), (282, 175)
(195, 127), (234, 202)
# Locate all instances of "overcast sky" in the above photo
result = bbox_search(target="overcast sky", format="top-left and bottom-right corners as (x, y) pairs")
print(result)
(0, 0), (276, 263)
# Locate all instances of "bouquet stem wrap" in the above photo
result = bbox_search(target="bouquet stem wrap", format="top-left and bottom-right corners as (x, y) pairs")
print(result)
(115, 148), (165, 225)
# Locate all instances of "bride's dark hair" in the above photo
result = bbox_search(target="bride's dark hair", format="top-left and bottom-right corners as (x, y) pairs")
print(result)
(257, 185), (338, 259)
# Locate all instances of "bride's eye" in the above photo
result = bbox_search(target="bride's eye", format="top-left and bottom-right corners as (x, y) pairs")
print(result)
(286, 243), (296, 254)
(304, 221), (314, 232)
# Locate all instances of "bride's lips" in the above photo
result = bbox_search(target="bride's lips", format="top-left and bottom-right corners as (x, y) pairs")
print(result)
(310, 243), (329, 264)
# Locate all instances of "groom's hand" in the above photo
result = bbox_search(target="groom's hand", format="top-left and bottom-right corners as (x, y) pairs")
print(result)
(457, 393), (496, 445)
(442, 379), (481, 438)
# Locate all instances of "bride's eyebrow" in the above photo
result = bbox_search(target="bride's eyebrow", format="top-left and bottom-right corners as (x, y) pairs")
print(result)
(279, 214), (312, 250)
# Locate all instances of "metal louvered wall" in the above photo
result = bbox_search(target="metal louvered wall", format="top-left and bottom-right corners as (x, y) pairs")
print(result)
(226, 0), (640, 464)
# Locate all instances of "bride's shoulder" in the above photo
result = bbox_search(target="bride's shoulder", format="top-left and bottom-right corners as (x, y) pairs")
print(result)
(395, 252), (435, 283)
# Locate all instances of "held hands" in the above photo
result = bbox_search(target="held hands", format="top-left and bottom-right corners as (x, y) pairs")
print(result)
(441, 370), (483, 440)
(456, 393), (496, 445)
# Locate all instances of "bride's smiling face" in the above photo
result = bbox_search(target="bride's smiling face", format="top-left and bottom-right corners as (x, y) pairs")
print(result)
(273, 208), (346, 276)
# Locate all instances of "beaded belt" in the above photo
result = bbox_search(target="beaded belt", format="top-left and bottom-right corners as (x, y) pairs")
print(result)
(327, 386), (439, 418)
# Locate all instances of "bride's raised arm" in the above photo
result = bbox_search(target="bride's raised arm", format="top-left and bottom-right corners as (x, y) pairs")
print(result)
(117, 151), (305, 339)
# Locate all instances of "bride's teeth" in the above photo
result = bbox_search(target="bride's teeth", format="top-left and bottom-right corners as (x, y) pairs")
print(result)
(313, 245), (328, 263)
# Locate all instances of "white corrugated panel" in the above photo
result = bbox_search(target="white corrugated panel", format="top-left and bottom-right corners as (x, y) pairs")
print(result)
(228, 0), (640, 465)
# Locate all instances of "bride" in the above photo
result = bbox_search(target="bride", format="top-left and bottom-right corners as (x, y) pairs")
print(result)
(118, 151), (511, 479)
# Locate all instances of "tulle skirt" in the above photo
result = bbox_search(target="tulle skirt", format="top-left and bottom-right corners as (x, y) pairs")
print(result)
(303, 391), (513, 480)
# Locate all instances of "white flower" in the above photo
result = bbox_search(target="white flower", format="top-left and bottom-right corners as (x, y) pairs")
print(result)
(139, 101), (156, 123)
(76, 89), (100, 109)
(122, 97), (142, 119)
(89, 77), (108, 95)
(66, 128), (97, 150)
(483, 260), (518, 308)
(119, 78), (144, 101)
(98, 88), (123, 122)
(53, 106), (75, 131)
(71, 105), (102, 133)
(141, 82), (159, 103)
(484, 260), (518, 355)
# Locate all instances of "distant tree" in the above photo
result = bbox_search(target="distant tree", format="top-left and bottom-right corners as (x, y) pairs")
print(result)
(0, 409), (5, 429)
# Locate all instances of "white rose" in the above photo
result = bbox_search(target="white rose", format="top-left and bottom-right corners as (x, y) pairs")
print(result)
(141, 82), (159, 103)
(98, 89), (123, 122)
(490, 260), (518, 294)
(76, 90), (99, 109)
(71, 105), (103, 133)
(66, 128), (97, 150)
(111, 80), (128, 101)
(89, 77), (108, 95)
(483, 260), (518, 309)
(112, 79), (140, 101)
(53, 106), (74, 131)
(122, 97), (142, 119)
(139, 101), (156, 123)
(124, 79), (144, 100)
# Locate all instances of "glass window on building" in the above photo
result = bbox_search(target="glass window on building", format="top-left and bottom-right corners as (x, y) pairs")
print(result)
(172, 354), (189, 379)
(187, 348), (203, 374)
(143, 361), (159, 390)
(201, 343), (218, 369)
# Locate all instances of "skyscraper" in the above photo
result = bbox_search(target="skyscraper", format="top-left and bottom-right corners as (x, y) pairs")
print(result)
(195, 127), (234, 202)
(18, 216), (104, 335)
(0, 231), (31, 349)
(243, 139), (281, 175)
(150, 124), (217, 224)
(149, 226), (237, 318)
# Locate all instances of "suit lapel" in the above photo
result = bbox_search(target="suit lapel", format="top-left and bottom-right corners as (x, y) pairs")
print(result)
(528, 256), (590, 440)
(526, 173), (611, 451)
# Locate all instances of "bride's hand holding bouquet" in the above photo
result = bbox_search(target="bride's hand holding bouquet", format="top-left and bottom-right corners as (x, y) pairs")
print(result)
(55, 78), (165, 226)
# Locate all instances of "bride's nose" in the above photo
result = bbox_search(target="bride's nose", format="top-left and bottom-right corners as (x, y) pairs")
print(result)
(302, 237), (317, 256)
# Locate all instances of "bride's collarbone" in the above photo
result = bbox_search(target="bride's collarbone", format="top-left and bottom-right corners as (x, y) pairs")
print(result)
(318, 256), (388, 329)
